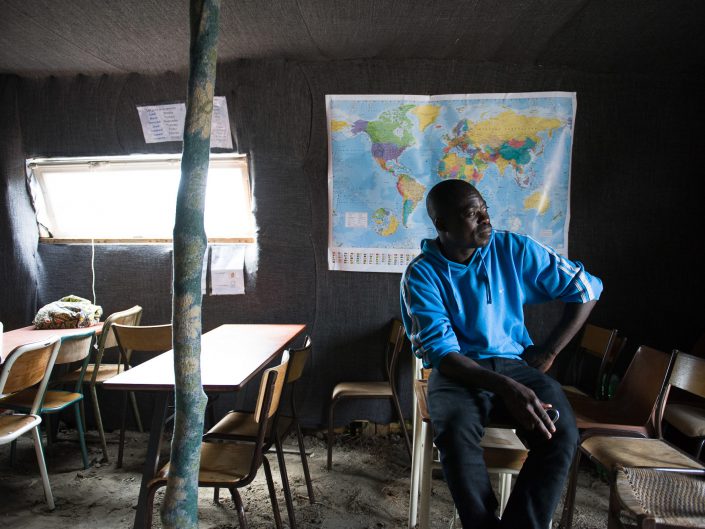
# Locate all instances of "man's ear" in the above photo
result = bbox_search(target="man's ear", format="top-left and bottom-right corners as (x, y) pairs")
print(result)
(432, 216), (446, 232)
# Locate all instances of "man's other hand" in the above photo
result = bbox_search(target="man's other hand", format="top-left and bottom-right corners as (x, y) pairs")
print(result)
(522, 344), (556, 373)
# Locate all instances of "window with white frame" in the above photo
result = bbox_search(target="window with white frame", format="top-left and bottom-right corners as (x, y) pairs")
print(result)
(28, 154), (255, 243)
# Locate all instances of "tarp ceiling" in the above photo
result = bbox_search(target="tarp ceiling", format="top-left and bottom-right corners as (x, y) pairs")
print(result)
(1, 0), (703, 77)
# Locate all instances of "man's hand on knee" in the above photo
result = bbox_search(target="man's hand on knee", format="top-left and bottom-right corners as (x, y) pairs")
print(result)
(497, 378), (557, 439)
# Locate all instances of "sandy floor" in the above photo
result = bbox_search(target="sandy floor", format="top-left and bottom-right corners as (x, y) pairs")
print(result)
(0, 426), (609, 528)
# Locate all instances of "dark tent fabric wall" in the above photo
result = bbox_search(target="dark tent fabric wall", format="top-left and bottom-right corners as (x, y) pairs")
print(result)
(1, 59), (704, 429)
(0, 76), (39, 330)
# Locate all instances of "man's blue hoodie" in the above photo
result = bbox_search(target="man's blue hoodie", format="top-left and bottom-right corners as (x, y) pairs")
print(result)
(401, 230), (603, 369)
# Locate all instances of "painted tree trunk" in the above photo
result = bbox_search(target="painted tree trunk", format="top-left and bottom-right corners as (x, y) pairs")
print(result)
(161, 1), (221, 528)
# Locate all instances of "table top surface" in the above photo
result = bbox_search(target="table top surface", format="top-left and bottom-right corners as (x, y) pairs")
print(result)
(1, 323), (102, 364)
(103, 323), (306, 392)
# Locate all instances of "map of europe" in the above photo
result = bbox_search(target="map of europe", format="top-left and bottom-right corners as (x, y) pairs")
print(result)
(327, 93), (576, 272)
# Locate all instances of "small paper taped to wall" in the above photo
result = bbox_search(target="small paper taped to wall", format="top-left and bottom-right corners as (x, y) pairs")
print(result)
(210, 245), (245, 295)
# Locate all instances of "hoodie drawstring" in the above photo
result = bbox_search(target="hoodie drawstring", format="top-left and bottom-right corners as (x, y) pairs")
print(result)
(479, 251), (492, 304)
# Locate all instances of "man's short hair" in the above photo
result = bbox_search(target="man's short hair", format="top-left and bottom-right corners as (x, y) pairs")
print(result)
(426, 179), (480, 222)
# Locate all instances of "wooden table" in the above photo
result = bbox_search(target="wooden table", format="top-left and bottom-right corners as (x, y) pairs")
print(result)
(1, 324), (103, 364)
(103, 323), (306, 529)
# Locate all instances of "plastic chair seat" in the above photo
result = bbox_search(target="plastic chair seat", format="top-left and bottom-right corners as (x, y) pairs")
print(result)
(0, 388), (83, 412)
(155, 442), (256, 484)
(0, 414), (41, 441)
(60, 363), (121, 384)
(332, 381), (393, 400)
(664, 404), (705, 437)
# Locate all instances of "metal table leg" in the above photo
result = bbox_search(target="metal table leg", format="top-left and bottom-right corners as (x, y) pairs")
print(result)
(132, 391), (170, 529)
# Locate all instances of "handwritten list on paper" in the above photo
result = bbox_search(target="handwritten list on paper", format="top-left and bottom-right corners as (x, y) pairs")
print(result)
(137, 96), (233, 149)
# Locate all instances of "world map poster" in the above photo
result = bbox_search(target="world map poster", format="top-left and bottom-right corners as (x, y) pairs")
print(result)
(326, 92), (576, 272)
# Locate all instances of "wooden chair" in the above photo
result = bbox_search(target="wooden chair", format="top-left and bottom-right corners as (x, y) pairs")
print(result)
(0, 337), (61, 510)
(144, 351), (290, 529)
(581, 351), (705, 529)
(0, 329), (96, 469)
(659, 350), (705, 461)
(561, 324), (624, 400)
(559, 346), (676, 529)
(327, 319), (411, 470)
(112, 323), (172, 468)
(205, 336), (314, 529)
(60, 305), (142, 462)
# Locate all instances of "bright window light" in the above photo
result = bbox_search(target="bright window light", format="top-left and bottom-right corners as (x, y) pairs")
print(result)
(28, 154), (255, 242)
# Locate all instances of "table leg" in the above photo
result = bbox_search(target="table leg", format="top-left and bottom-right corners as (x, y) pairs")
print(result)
(132, 391), (170, 529)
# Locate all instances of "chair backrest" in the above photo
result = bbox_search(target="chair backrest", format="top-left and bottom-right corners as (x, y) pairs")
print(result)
(97, 305), (143, 352)
(112, 323), (172, 365)
(90, 306), (142, 382)
(285, 335), (311, 384)
(244, 352), (290, 482)
(613, 345), (672, 434)
(385, 319), (406, 381)
(656, 350), (705, 438)
(566, 324), (620, 399)
(254, 351), (290, 424)
(387, 323), (407, 402)
(580, 324), (617, 359)
(56, 329), (97, 393)
(600, 333), (627, 399)
(668, 351), (705, 400)
(0, 338), (61, 414)
(56, 330), (96, 365)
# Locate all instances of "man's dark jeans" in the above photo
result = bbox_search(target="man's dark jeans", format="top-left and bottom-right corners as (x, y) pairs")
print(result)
(428, 358), (578, 529)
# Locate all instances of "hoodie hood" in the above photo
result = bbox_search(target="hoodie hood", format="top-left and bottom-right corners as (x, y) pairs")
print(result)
(420, 233), (494, 310)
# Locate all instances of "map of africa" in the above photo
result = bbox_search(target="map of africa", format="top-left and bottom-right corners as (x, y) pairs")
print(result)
(327, 92), (576, 272)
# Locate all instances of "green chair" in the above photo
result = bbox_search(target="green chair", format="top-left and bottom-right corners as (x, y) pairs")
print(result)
(60, 305), (142, 462)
